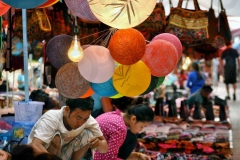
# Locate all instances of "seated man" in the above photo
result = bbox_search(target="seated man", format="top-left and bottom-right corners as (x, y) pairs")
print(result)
(187, 85), (214, 120)
(28, 97), (108, 160)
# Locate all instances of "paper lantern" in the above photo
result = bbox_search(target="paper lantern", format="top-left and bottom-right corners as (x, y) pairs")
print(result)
(55, 62), (90, 98)
(2, 0), (47, 9)
(0, 0), (10, 16)
(110, 93), (123, 99)
(88, 0), (156, 29)
(156, 77), (165, 88)
(142, 40), (178, 77)
(108, 28), (146, 65)
(152, 33), (182, 60)
(46, 35), (72, 69)
(78, 45), (115, 83)
(65, 0), (99, 22)
(141, 75), (159, 95)
(38, 0), (58, 8)
(80, 86), (94, 98)
(91, 78), (118, 97)
(113, 61), (151, 97)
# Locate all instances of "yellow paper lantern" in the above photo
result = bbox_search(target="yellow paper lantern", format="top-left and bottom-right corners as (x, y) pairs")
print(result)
(110, 93), (123, 99)
(88, 0), (157, 29)
(113, 61), (151, 97)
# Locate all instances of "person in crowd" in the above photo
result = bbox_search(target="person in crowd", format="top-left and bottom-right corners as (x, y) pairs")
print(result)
(187, 85), (214, 120)
(28, 97), (108, 160)
(91, 93), (114, 118)
(220, 42), (240, 101)
(17, 69), (25, 91)
(186, 62), (205, 94)
(94, 102), (154, 160)
(178, 70), (187, 89)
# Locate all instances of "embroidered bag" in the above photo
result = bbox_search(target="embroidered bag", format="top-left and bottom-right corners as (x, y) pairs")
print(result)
(165, 0), (208, 46)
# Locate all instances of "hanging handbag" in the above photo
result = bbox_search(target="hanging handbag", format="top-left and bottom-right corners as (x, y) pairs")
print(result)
(14, 8), (51, 41)
(194, 0), (225, 55)
(134, 0), (168, 41)
(165, 0), (208, 46)
(218, 0), (232, 44)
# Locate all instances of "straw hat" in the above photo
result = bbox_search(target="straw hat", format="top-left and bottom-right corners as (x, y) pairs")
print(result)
(55, 62), (90, 99)
(46, 34), (72, 69)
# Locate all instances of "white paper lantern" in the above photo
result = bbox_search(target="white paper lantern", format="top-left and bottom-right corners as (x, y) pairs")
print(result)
(88, 0), (157, 29)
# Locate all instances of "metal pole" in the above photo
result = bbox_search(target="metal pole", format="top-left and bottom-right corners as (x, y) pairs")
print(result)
(22, 9), (29, 101)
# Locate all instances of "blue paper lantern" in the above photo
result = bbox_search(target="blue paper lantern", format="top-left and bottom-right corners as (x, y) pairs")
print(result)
(2, 0), (47, 9)
(91, 78), (118, 97)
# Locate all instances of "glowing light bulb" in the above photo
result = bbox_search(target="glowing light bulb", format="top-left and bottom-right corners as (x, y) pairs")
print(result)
(68, 35), (84, 62)
(185, 57), (191, 65)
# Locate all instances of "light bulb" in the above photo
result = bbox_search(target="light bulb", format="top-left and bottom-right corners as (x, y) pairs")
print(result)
(68, 35), (84, 62)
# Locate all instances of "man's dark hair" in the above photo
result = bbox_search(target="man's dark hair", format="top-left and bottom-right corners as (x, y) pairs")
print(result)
(11, 145), (34, 160)
(34, 153), (62, 160)
(202, 85), (213, 93)
(66, 97), (94, 113)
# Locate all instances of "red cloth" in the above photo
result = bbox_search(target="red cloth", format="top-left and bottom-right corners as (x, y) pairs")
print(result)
(178, 73), (187, 87)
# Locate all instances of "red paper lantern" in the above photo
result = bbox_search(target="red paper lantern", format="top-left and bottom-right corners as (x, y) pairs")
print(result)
(0, 1), (10, 16)
(142, 40), (178, 77)
(108, 28), (146, 65)
(152, 33), (182, 61)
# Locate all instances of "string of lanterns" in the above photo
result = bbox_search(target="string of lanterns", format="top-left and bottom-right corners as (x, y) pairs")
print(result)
(1, 0), (182, 99)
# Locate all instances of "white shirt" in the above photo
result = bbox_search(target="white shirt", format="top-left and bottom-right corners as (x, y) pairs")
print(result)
(28, 106), (103, 146)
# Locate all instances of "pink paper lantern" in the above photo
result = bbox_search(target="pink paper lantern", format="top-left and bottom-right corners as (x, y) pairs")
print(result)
(78, 45), (115, 83)
(142, 40), (178, 77)
(152, 33), (182, 60)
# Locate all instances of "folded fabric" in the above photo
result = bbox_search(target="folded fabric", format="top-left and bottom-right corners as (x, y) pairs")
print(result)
(191, 136), (204, 142)
(142, 133), (157, 139)
(200, 128), (215, 135)
(191, 122), (203, 128)
(142, 124), (158, 134)
(166, 134), (180, 140)
(156, 125), (171, 134)
(202, 124), (216, 129)
(169, 128), (183, 134)
(155, 132), (168, 140)
(179, 123), (190, 130)
(196, 143), (215, 154)
(179, 133), (192, 140)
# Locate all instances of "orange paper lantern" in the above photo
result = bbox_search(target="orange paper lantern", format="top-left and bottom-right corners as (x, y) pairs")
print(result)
(80, 86), (94, 98)
(142, 40), (178, 77)
(108, 28), (146, 65)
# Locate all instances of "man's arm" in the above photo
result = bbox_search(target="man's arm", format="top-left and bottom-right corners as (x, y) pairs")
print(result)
(101, 97), (113, 112)
(30, 137), (48, 156)
(88, 135), (108, 153)
(219, 58), (224, 75)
